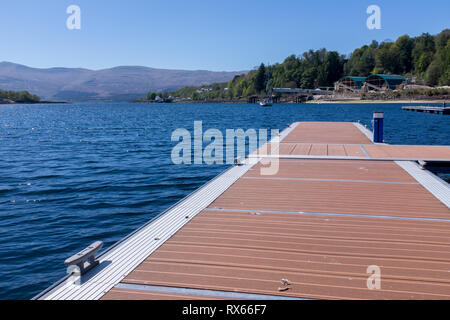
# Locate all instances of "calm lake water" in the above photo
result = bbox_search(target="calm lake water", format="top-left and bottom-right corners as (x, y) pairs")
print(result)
(0, 102), (449, 299)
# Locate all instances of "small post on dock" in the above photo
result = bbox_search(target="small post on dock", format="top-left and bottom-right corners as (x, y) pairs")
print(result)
(373, 112), (384, 143)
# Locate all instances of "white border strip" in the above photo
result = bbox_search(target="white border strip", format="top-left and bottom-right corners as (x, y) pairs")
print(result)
(396, 161), (450, 208)
(353, 122), (373, 142)
(36, 124), (297, 300)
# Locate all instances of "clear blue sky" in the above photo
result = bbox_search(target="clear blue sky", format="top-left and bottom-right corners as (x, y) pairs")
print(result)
(1, 0), (449, 71)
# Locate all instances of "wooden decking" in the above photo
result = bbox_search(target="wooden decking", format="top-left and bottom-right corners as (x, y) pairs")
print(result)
(101, 122), (450, 300)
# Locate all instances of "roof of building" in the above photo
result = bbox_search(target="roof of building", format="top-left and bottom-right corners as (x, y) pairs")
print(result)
(365, 74), (406, 89)
(338, 76), (367, 82)
(337, 76), (367, 89)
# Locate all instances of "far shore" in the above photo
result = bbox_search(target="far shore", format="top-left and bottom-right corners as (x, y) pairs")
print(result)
(0, 100), (69, 105)
(138, 98), (448, 105)
(306, 99), (448, 104)
(2, 99), (447, 105)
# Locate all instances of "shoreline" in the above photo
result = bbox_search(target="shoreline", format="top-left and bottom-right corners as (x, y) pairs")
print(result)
(2, 99), (446, 105)
(306, 99), (448, 104)
(137, 99), (447, 105)
(0, 101), (69, 105)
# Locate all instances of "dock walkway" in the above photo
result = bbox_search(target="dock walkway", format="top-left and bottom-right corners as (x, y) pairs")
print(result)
(402, 105), (450, 115)
(37, 122), (450, 300)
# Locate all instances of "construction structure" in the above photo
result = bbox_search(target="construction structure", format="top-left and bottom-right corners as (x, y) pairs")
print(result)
(334, 74), (407, 95)
(363, 74), (407, 92)
(334, 76), (366, 93)
(271, 88), (333, 103)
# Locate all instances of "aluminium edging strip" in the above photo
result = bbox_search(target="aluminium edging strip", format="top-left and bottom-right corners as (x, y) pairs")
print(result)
(395, 161), (450, 208)
(353, 122), (373, 142)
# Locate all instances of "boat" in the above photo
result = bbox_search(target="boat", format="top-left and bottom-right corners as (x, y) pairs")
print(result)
(259, 98), (272, 107)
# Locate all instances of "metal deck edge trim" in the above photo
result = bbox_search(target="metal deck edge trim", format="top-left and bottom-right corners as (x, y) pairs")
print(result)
(205, 208), (450, 222)
(35, 124), (296, 301)
(353, 122), (373, 142)
(359, 145), (371, 158)
(114, 283), (307, 300)
(395, 161), (450, 208)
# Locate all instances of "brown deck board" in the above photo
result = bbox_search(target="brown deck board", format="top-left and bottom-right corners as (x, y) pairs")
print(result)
(246, 160), (417, 182)
(208, 178), (449, 219)
(282, 122), (372, 144)
(364, 145), (450, 159)
(122, 216), (450, 300)
(120, 209), (450, 299)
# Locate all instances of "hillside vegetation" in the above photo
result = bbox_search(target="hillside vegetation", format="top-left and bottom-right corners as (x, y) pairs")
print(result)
(163, 29), (450, 101)
(0, 89), (41, 103)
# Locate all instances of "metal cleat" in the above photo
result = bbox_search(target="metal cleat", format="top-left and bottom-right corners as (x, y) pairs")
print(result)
(64, 241), (103, 275)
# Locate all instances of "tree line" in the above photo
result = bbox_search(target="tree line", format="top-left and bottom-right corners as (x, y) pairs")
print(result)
(164, 29), (449, 100)
(0, 89), (41, 103)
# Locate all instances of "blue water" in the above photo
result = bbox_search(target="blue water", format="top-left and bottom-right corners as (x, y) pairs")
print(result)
(0, 102), (448, 299)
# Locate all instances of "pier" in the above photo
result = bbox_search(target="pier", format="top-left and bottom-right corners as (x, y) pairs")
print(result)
(36, 121), (450, 300)
(402, 105), (450, 115)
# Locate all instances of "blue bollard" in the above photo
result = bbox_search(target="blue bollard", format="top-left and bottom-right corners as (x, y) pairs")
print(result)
(373, 112), (384, 143)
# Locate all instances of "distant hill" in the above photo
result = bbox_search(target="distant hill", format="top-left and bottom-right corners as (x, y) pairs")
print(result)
(0, 62), (246, 101)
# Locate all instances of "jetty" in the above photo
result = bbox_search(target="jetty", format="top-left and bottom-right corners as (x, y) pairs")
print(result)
(35, 119), (450, 300)
(402, 105), (450, 115)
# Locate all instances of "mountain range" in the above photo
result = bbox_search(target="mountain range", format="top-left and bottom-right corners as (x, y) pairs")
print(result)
(0, 62), (246, 101)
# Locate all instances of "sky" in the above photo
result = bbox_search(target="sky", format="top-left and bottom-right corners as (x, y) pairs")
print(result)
(1, 0), (449, 71)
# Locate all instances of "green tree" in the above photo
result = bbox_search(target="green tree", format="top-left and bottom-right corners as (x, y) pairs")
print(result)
(375, 42), (401, 74)
(344, 44), (376, 76)
(395, 35), (414, 73)
(412, 33), (436, 74)
(254, 63), (266, 93)
(321, 51), (344, 86)
(436, 29), (450, 50)
(438, 39), (450, 85)
(147, 92), (156, 100)
(426, 59), (442, 86)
